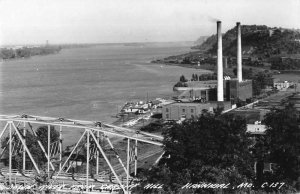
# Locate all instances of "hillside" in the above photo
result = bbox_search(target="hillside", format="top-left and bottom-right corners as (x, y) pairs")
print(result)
(193, 25), (300, 58)
(193, 36), (209, 47)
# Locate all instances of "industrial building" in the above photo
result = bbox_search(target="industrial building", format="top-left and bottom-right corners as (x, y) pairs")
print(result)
(174, 81), (217, 102)
(221, 22), (253, 102)
(176, 79), (253, 103)
(177, 22), (252, 103)
(225, 79), (253, 102)
(163, 21), (253, 121)
(162, 101), (231, 120)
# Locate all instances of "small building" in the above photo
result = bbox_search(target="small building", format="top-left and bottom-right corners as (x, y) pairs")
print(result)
(247, 124), (267, 135)
(122, 107), (139, 113)
(273, 79), (291, 90)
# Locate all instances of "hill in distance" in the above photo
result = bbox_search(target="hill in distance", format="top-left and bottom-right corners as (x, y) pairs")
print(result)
(193, 25), (300, 59)
(193, 36), (209, 47)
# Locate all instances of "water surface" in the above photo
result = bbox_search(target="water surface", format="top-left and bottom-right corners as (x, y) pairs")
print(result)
(0, 43), (209, 143)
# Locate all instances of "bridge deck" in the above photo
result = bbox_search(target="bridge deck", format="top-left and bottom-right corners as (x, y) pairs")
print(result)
(0, 114), (163, 146)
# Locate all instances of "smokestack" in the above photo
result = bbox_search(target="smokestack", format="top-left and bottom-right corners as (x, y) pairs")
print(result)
(217, 21), (224, 101)
(237, 22), (242, 82)
(223, 57), (228, 69)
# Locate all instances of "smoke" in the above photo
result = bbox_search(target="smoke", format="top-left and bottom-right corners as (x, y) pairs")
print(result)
(206, 15), (219, 23)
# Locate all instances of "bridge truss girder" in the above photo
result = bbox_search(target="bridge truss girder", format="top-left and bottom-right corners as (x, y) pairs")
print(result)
(0, 115), (163, 193)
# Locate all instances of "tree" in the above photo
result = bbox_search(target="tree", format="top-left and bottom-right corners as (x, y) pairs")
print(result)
(141, 113), (254, 192)
(179, 75), (188, 82)
(140, 122), (163, 133)
(191, 74), (196, 81)
(263, 103), (300, 191)
(173, 81), (188, 88)
(233, 67), (253, 79)
(1, 125), (60, 169)
(182, 57), (191, 64)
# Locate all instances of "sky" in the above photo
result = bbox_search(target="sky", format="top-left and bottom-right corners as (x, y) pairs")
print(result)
(0, 0), (300, 45)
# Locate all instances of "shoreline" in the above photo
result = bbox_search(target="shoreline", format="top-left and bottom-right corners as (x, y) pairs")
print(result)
(154, 60), (300, 77)
(151, 61), (215, 74)
(0, 52), (61, 63)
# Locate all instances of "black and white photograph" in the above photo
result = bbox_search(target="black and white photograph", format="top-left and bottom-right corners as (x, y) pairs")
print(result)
(0, 0), (299, 193)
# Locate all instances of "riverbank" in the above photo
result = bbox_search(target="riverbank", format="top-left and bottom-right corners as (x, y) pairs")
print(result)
(0, 46), (62, 60)
(0, 43), (202, 145)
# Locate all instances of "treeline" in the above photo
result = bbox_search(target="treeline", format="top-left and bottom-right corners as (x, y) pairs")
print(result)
(271, 57), (300, 70)
(195, 25), (300, 59)
(173, 75), (188, 88)
(174, 75), (188, 88)
(0, 46), (62, 60)
(243, 59), (264, 67)
(173, 73), (218, 89)
(191, 73), (217, 81)
(174, 82), (188, 88)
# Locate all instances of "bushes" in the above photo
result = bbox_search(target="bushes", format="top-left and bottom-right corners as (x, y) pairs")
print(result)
(173, 81), (188, 88)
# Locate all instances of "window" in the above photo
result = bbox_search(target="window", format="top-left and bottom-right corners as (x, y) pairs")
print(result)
(166, 108), (169, 112)
(182, 109), (185, 113)
(191, 109), (194, 113)
(166, 114), (169, 119)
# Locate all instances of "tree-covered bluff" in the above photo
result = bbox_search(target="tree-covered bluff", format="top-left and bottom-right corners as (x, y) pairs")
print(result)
(193, 25), (300, 58)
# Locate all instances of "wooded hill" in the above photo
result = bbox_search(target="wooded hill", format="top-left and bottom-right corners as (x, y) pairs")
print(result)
(193, 25), (300, 59)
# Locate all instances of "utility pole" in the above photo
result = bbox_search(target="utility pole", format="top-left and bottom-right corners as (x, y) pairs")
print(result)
(147, 92), (149, 102)
(117, 105), (119, 117)
(48, 125), (50, 179)
(86, 130), (90, 192)
(23, 122), (26, 172)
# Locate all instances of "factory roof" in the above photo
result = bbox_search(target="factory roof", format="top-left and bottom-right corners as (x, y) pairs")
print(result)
(166, 102), (213, 106)
(166, 101), (230, 107)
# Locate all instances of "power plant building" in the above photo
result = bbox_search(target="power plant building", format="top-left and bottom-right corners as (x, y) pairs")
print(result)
(162, 21), (253, 121)
(162, 101), (231, 121)
(175, 80), (253, 103)
(225, 79), (253, 102)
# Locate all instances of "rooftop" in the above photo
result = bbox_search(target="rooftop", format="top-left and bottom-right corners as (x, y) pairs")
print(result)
(167, 102), (214, 106)
(247, 124), (267, 135)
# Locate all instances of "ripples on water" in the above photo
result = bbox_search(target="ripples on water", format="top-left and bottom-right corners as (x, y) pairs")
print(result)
(0, 43), (210, 144)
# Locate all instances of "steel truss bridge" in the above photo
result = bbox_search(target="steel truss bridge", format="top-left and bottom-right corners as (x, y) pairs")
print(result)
(0, 114), (164, 193)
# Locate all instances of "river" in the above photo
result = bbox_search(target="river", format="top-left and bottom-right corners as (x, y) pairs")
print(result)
(0, 43), (210, 143)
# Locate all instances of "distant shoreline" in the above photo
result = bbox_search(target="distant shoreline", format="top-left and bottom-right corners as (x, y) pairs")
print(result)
(1, 52), (60, 63)
(0, 46), (61, 61)
(151, 60), (215, 73)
